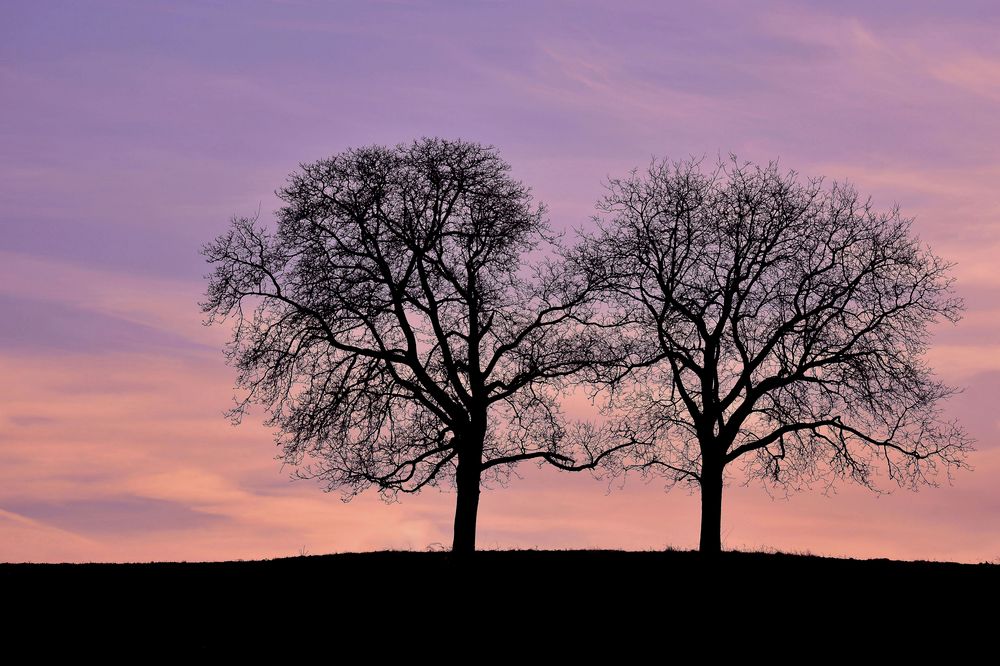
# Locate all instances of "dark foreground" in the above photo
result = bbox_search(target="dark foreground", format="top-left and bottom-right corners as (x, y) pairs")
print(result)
(4, 549), (998, 647)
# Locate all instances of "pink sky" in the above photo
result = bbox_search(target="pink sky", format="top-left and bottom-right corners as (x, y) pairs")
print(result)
(2, 1), (1000, 563)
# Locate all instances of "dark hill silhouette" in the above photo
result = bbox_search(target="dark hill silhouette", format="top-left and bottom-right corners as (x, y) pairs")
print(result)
(5, 549), (997, 649)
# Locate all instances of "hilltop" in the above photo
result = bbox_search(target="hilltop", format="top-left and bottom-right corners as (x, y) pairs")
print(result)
(5, 549), (996, 647)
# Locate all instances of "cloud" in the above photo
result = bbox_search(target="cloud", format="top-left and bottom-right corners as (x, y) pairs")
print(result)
(0, 293), (208, 355)
(930, 55), (1000, 101)
(2, 496), (226, 536)
(0, 250), (218, 343)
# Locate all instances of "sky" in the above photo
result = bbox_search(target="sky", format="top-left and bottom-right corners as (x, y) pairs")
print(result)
(2, 0), (1000, 563)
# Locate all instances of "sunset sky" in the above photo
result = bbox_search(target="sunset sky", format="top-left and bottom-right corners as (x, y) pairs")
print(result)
(3, 0), (1000, 563)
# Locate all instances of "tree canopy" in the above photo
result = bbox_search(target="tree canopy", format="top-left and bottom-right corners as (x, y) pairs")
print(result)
(574, 156), (972, 552)
(202, 138), (620, 553)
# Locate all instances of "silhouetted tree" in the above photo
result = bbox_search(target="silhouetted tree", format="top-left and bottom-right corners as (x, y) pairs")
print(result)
(575, 156), (972, 554)
(202, 138), (620, 554)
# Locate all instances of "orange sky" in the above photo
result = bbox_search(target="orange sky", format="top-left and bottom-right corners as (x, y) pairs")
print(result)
(2, 1), (999, 562)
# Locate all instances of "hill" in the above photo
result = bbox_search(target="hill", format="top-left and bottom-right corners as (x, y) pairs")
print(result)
(4, 549), (997, 647)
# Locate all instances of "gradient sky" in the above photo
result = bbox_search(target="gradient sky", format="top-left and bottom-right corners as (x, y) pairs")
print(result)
(3, 0), (1000, 563)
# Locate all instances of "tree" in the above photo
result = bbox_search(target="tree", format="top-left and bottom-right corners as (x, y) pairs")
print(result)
(575, 156), (973, 554)
(201, 138), (620, 555)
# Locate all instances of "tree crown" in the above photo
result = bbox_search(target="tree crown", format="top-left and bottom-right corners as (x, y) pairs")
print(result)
(202, 138), (615, 499)
(576, 156), (971, 492)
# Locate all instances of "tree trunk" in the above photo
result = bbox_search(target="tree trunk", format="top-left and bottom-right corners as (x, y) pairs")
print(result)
(452, 448), (483, 555)
(699, 462), (724, 554)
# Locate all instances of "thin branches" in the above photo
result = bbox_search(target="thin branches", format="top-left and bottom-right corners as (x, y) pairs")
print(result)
(201, 138), (620, 516)
(577, 155), (972, 505)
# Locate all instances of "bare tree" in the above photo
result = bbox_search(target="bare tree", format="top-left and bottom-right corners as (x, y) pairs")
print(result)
(201, 138), (621, 555)
(574, 156), (973, 554)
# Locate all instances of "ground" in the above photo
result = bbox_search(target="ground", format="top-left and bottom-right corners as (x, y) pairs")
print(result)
(4, 550), (997, 649)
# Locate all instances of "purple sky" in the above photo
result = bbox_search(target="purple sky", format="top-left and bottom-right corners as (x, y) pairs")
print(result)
(3, 0), (1000, 562)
